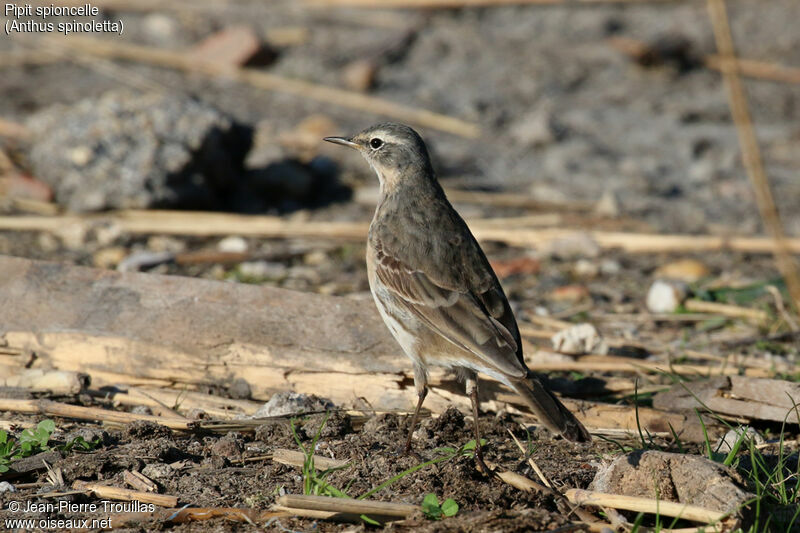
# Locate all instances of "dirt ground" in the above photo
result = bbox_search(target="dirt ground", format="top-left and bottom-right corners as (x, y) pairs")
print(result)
(0, 404), (669, 532)
(1, 0), (800, 531)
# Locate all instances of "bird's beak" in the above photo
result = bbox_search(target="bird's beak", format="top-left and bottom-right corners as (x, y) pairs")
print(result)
(323, 136), (359, 150)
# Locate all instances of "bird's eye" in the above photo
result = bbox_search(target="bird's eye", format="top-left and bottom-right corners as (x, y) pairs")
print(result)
(369, 138), (384, 149)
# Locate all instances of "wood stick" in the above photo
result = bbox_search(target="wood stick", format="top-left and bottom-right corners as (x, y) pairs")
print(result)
(93, 386), (263, 419)
(44, 35), (478, 138)
(0, 118), (31, 139)
(72, 480), (178, 507)
(6, 198), (60, 216)
(276, 494), (417, 518)
(2, 211), (800, 255)
(122, 470), (158, 493)
(494, 468), (551, 494)
(565, 488), (726, 524)
(609, 36), (800, 87)
(706, 0), (800, 312)
(272, 506), (359, 521)
(0, 398), (193, 431)
(272, 448), (350, 470)
(595, 313), (726, 323)
(527, 354), (773, 378)
(705, 55), (800, 85)
(506, 429), (552, 488)
(683, 299), (769, 323)
(3, 370), (88, 395)
(112, 507), (285, 528)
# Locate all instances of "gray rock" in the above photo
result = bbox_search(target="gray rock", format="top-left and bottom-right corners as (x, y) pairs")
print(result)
(26, 91), (250, 212)
(253, 391), (335, 418)
(64, 427), (106, 445)
(715, 426), (764, 455)
(141, 462), (173, 480)
(211, 432), (244, 459)
(591, 450), (753, 516)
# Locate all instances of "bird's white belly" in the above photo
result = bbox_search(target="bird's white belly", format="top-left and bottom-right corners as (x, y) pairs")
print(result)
(370, 282), (424, 363)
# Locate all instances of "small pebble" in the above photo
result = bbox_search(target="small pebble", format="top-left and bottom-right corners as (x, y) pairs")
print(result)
(600, 259), (621, 275)
(715, 426), (764, 455)
(218, 236), (248, 254)
(646, 279), (688, 313)
(141, 462), (173, 480)
(573, 259), (599, 279)
(253, 391), (335, 418)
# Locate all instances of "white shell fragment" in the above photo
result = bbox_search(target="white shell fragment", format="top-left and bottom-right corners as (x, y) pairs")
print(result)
(551, 323), (609, 356)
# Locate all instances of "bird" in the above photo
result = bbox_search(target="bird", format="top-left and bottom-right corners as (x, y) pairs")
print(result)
(324, 123), (591, 472)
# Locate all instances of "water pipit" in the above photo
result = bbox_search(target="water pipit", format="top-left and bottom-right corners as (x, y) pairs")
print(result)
(325, 123), (590, 472)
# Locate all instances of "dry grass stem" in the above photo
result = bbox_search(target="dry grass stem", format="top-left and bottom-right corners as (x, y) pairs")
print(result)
(2, 211), (800, 256)
(565, 488), (726, 524)
(272, 448), (350, 470)
(72, 480), (178, 507)
(276, 494), (417, 518)
(507, 428), (553, 488)
(683, 299), (769, 323)
(0, 398), (193, 431)
(706, 0), (800, 313)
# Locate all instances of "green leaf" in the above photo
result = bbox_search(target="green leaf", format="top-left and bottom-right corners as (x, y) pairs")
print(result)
(37, 420), (56, 435)
(360, 514), (380, 526)
(422, 493), (439, 510)
(421, 493), (442, 519)
(461, 439), (477, 451)
(459, 438), (487, 456)
(441, 499), (459, 517)
(0, 430), (7, 445)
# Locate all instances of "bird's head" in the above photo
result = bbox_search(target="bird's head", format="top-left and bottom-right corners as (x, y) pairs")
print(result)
(324, 122), (433, 189)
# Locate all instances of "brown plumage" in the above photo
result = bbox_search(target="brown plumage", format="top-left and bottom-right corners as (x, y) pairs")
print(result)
(324, 123), (590, 471)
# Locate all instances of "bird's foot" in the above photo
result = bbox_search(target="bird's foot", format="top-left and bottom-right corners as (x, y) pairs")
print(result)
(473, 447), (496, 478)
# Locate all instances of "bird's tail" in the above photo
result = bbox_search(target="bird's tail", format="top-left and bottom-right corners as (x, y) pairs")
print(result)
(509, 373), (591, 443)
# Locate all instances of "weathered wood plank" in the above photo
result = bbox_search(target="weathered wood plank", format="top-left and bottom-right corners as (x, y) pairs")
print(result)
(0, 255), (723, 441)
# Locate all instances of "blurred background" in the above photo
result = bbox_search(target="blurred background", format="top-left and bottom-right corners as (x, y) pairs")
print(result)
(0, 0), (798, 307)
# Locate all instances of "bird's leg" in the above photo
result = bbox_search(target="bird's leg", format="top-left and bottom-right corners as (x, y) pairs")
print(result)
(465, 374), (492, 475)
(402, 387), (427, 455)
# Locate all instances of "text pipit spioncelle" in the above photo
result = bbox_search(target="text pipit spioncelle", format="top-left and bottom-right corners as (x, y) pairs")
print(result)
(325, 123), (591, 473)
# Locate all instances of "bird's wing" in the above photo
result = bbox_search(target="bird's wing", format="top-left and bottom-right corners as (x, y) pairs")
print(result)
(373, 239), (526, 378)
